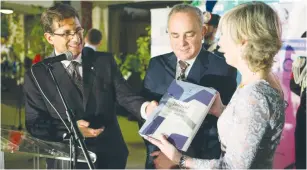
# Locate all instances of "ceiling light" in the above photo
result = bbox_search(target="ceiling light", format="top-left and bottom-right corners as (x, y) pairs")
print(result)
(0, 9), (14, 14)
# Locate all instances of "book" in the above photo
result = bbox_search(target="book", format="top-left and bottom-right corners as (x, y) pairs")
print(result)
(139, 80), (217, 152)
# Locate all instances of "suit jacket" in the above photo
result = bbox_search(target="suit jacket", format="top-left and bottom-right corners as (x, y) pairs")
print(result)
(203, 43), (225, 59)
(24, 47), (146, 158)
(141, 48), (237, 159)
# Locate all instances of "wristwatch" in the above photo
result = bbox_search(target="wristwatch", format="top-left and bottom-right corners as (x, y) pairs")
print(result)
(179, 155), (188, 169)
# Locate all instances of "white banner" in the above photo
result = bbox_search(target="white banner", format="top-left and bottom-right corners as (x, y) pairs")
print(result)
(150, 8), (172, 57)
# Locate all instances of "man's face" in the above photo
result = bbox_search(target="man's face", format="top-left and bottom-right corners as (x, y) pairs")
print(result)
(168, 12), (204, 61)
(44, 17), (84, 57)
(204, 24), (217, 44)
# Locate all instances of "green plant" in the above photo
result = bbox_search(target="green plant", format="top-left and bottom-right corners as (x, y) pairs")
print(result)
(190, 0), (201, 6)
(28, 15), (53, 58)
(1, 15), (9, 38)
(115, 26), (151, 80)
(9, 13), (25, 60)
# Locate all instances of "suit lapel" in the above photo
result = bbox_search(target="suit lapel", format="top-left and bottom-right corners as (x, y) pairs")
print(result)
(186, 49), (209, 84)
(82, 64), (95, 111)
(82, 48), (96, 111)
(47, 52), (69, 88)
(165, 53), (177, 84)
(46, 51), (74, 96)
(51, 62), (83, 111)
(32, 52), (83, 118)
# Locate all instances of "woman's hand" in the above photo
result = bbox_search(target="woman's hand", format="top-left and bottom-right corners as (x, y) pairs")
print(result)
(145, 135), (182, 165)
(209, 92), (225, 117)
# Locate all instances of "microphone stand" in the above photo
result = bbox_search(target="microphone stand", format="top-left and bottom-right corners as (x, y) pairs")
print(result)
(45, 63), (95, 169)
(15, 62), (23, 131)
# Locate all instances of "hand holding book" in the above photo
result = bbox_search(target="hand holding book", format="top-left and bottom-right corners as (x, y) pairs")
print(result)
(139, 80), (218, 151)
(144, 134), (182, 166)
(145, 101), (159, 118)
(208, 92), (226, 117)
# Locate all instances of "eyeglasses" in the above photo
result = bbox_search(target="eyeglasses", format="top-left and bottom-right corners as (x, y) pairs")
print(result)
(52, 28), (84, 39)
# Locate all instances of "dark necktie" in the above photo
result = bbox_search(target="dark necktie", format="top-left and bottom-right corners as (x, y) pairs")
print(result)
(67, 61), (83, 94)
(177, 60), (189, 80)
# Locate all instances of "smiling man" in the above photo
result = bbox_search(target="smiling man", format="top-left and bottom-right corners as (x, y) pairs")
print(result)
(139, 4), (237, 169)
(24, 3), (157, 169)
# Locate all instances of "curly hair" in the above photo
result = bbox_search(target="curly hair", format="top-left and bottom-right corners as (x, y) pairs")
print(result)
(41, 3), (79, 33)
(219, 1), (282, 73)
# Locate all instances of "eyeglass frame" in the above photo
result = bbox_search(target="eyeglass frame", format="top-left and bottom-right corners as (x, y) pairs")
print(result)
(50, 27), (84, 39)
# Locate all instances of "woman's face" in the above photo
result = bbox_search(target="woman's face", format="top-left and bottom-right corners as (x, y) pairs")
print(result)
(218, 25), (242, 68)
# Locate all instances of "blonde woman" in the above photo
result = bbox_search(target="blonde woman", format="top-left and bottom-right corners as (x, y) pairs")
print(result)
(145, 2), (285, 169)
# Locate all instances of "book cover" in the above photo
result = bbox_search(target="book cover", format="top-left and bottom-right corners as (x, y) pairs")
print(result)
(139, 80), (217, 151)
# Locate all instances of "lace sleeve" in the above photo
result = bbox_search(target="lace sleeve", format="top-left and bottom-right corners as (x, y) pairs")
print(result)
(189, 90), (270, 169)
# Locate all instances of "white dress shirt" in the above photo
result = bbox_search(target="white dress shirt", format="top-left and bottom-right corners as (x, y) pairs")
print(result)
(55, 50), (83, 77)
(84, 43), (97, 51)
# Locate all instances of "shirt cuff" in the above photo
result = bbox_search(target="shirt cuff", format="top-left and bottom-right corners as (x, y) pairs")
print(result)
(140, 101), (150, 120)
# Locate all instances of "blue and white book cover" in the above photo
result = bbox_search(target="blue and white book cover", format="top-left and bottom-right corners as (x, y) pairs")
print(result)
(139, 80), (217, 151)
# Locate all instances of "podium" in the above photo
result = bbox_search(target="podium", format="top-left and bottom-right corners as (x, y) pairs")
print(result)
(1, 128), (96, 169)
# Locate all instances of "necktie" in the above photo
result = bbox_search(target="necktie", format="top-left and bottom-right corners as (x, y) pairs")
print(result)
(67, 61), (83, 94)
(177, 60), (189, 80)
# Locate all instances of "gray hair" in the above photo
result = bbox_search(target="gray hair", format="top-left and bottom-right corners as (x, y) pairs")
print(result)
(167, 4), (204, 29)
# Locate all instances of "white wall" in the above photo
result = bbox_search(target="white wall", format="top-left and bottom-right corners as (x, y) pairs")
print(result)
(150, 8), (172, 57)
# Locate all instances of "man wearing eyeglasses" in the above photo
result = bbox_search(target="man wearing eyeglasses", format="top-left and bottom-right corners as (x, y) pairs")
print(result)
(24, 3), (157, 169)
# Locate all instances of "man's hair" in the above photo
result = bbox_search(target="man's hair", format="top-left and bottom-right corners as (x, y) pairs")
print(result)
(203, 12), (220, 28)
(86, 28), (102, 45)
(168, 4), (203, 29)
(41, 3), (79, 33)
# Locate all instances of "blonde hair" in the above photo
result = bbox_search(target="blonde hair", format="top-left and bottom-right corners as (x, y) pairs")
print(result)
(219, 1), (282, 73)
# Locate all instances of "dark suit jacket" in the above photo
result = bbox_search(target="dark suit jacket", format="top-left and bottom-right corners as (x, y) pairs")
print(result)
(24, 47), (146, 159)
(141, 48), (237, 158)
(203, 43), (225, 59)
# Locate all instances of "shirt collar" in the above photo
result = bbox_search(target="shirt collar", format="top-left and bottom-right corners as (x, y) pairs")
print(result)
(55, 50), (82, 68)
(177, 48), (201, 66)
(84, 43), (96, 51)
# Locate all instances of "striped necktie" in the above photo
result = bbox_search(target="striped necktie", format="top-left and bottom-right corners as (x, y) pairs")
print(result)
(177, 60), (189, 80)
(67, 61), (83, 94)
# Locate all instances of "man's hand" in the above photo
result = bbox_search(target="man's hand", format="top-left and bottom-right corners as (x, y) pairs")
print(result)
(145, 135), (182, 166)
(145, 100), (158, 117)
(151, 151), (178, 169)
(77, 120), (104, 138)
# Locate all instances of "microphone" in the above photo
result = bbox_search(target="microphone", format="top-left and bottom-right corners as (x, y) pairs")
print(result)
(43, 51), (73, 64)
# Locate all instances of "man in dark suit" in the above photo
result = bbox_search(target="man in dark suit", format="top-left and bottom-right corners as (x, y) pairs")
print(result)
(202, 11), (224, 58)
(139, 4), (237, 169)
(84, 28), (102, 51)
(24, 3), (157, 169)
